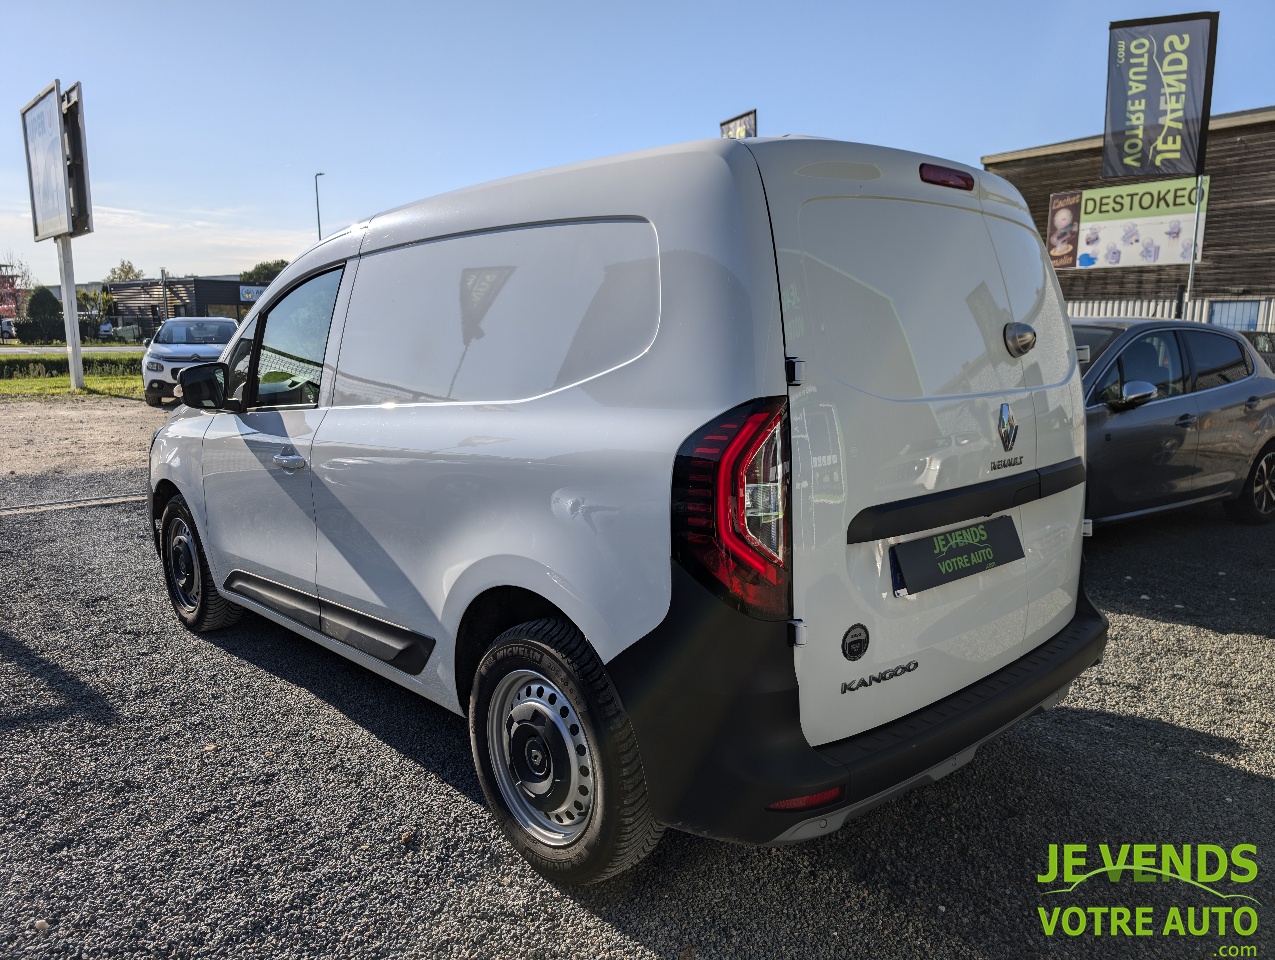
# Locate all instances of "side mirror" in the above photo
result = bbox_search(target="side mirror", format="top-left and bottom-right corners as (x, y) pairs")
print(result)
(177, 362), (233, 410)
(1115, 380), (1159, 409)
(142, 338), (151, 347)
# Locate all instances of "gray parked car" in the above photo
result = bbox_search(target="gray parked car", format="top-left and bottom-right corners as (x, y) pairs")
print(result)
(1238, 330), (1275, 370)
(1072, 319), (1275, 525)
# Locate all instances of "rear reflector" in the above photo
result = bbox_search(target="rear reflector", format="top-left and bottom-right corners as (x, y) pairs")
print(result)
(919, 163), (975, 191)
(766, 786), (844, 811)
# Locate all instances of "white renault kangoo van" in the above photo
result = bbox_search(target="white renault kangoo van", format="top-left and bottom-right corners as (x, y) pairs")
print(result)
(152, 137), (1108, 884)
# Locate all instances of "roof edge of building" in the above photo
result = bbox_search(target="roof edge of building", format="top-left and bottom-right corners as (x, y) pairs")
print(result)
(981, 105), (1275, 166)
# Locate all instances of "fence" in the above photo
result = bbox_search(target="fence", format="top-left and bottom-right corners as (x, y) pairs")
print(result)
(1066, 297), (1275, 331)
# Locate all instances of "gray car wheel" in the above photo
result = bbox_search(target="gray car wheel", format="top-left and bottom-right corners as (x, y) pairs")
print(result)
(1224, 443), (1275, 525)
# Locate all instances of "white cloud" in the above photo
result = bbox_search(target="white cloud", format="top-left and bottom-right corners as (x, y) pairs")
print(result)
(0, 201), (313, 285)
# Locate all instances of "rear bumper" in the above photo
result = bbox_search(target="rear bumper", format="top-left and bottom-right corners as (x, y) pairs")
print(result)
(608, 562), (1108, 846)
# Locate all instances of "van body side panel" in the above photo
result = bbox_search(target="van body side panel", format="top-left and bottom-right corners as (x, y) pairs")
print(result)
(746, 139), (1083, 747)
(311, 142), (783, 709)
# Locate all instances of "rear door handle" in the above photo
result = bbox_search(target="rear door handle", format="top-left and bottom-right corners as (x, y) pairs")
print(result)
(1245, 396), (1261, 412)
(273, 453), (307, 471)
(1175, 414), (1197, 428)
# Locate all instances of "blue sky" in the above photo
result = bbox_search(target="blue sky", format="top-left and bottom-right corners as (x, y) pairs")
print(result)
(3, 0), (1272, 286)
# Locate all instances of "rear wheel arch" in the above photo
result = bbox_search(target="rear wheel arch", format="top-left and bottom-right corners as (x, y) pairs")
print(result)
(453, 586), (570, 714)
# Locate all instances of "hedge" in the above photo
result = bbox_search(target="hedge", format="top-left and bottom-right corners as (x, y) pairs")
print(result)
(0, 354), (143, 379)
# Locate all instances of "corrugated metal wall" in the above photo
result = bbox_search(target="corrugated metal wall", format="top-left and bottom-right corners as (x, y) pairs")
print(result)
(1065, 297), (1275, 330)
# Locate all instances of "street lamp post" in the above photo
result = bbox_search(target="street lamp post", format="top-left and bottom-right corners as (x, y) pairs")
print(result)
(314, 172), (325, 240)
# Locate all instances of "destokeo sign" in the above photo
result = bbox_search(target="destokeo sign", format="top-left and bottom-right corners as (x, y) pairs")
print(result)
(1046, 176), (1209, 270)
(1101, 13), (1218, 179)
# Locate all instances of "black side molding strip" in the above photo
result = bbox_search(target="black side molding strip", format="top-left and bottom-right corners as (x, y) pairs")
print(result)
(225, 570), (322, 630)
(846, 456), (1086, 544)
(321, 604), (434, 675)
(223, 571), (434, 676)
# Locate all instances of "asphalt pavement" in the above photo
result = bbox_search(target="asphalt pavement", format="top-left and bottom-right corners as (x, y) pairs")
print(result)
(1, 418), (1271, 959)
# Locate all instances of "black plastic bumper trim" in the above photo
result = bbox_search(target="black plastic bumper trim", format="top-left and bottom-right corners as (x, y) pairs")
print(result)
(846, 456), (1086, 544)
(607, 560), (1107, 846)
(223, 570), (434, 675)
(817, 588), (1108, 803)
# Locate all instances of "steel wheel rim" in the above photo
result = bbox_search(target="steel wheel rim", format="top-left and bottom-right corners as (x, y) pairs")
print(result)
(1254, 452), (1275, 516)
(165, 517), (201, 612)
(487, 668), (594, 846)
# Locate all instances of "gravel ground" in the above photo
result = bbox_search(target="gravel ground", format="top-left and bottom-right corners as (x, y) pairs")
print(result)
(1, 398), (1271, 958)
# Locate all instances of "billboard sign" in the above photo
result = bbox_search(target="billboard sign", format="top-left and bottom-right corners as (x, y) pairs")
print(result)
(1047, 176), (1208, 270)
(721, 109), (757, 140)
(1102, 12), (1218, 179)
(21, 81), (72, 241)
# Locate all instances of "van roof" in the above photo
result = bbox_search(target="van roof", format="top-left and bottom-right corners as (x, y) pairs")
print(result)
(364, 136), (990, 227)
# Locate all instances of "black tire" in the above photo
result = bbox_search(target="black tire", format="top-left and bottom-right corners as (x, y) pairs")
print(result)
(1223, 442), (1275, 525)
(469, 618), (663, 885)
(144, 395), (163, 408)
(160, 495), (242, 631)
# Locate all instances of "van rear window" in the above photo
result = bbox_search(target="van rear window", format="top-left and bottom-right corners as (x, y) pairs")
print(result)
(334, 220), (659, 405)
(794, 199), (1025, 400)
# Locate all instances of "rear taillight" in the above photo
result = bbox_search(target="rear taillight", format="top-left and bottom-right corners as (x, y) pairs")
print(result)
(672, 398), (791, 620)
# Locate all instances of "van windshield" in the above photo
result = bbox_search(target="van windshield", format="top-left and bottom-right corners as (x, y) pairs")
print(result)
(154, 320), (237, 345)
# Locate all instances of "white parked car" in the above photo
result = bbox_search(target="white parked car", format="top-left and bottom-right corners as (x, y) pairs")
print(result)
(141, 318), (238, 406)
(150, 137), (1108, 884)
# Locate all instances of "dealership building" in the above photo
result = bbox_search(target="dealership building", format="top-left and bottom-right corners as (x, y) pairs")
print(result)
(982, 105), (1275, 330)
(105, 275), (265, 332)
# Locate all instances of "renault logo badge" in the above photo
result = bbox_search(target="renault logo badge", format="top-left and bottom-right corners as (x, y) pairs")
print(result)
(998, 403), (1018, 452)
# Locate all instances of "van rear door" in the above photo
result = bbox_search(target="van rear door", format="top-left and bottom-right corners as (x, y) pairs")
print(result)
(745, 139), (1082, 748)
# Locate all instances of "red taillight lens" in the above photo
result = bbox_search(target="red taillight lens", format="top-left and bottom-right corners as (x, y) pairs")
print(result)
(766, 786), (844, 811)
(919, 162), (975, 191)
(672, 398), (791, 620)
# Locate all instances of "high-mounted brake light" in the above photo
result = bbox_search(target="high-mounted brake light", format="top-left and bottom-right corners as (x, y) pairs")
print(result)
(919, 163), (975, 191)
(766, 786), (844, 811)
(672, 398), (791, 620)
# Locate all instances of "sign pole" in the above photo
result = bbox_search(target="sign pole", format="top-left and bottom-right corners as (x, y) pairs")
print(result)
(1184, 173), (1204, 311)
(55, 235), (84, 389)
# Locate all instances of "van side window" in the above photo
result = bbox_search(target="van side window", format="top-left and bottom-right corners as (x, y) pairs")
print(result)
(1183, 330), (1251, 391)
(333, 220), (659, 405)
(250, 268), (344, 408)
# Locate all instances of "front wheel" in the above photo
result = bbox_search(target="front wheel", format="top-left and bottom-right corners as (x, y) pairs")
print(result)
(1224, 443), (1275, 525)
(160, 495), (242, 631)
(469, 618), (663, 885)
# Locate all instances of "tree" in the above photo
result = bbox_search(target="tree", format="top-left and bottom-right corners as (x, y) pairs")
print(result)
(16, 286), (64, 342)
(240, 259), (288, 285)
(2, 249), (39, 319)
(78, 288), (115, 321)
(104, 259), (145, 282)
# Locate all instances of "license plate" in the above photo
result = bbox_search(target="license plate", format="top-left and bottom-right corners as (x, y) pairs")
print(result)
(889, 515), (1024, 595)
